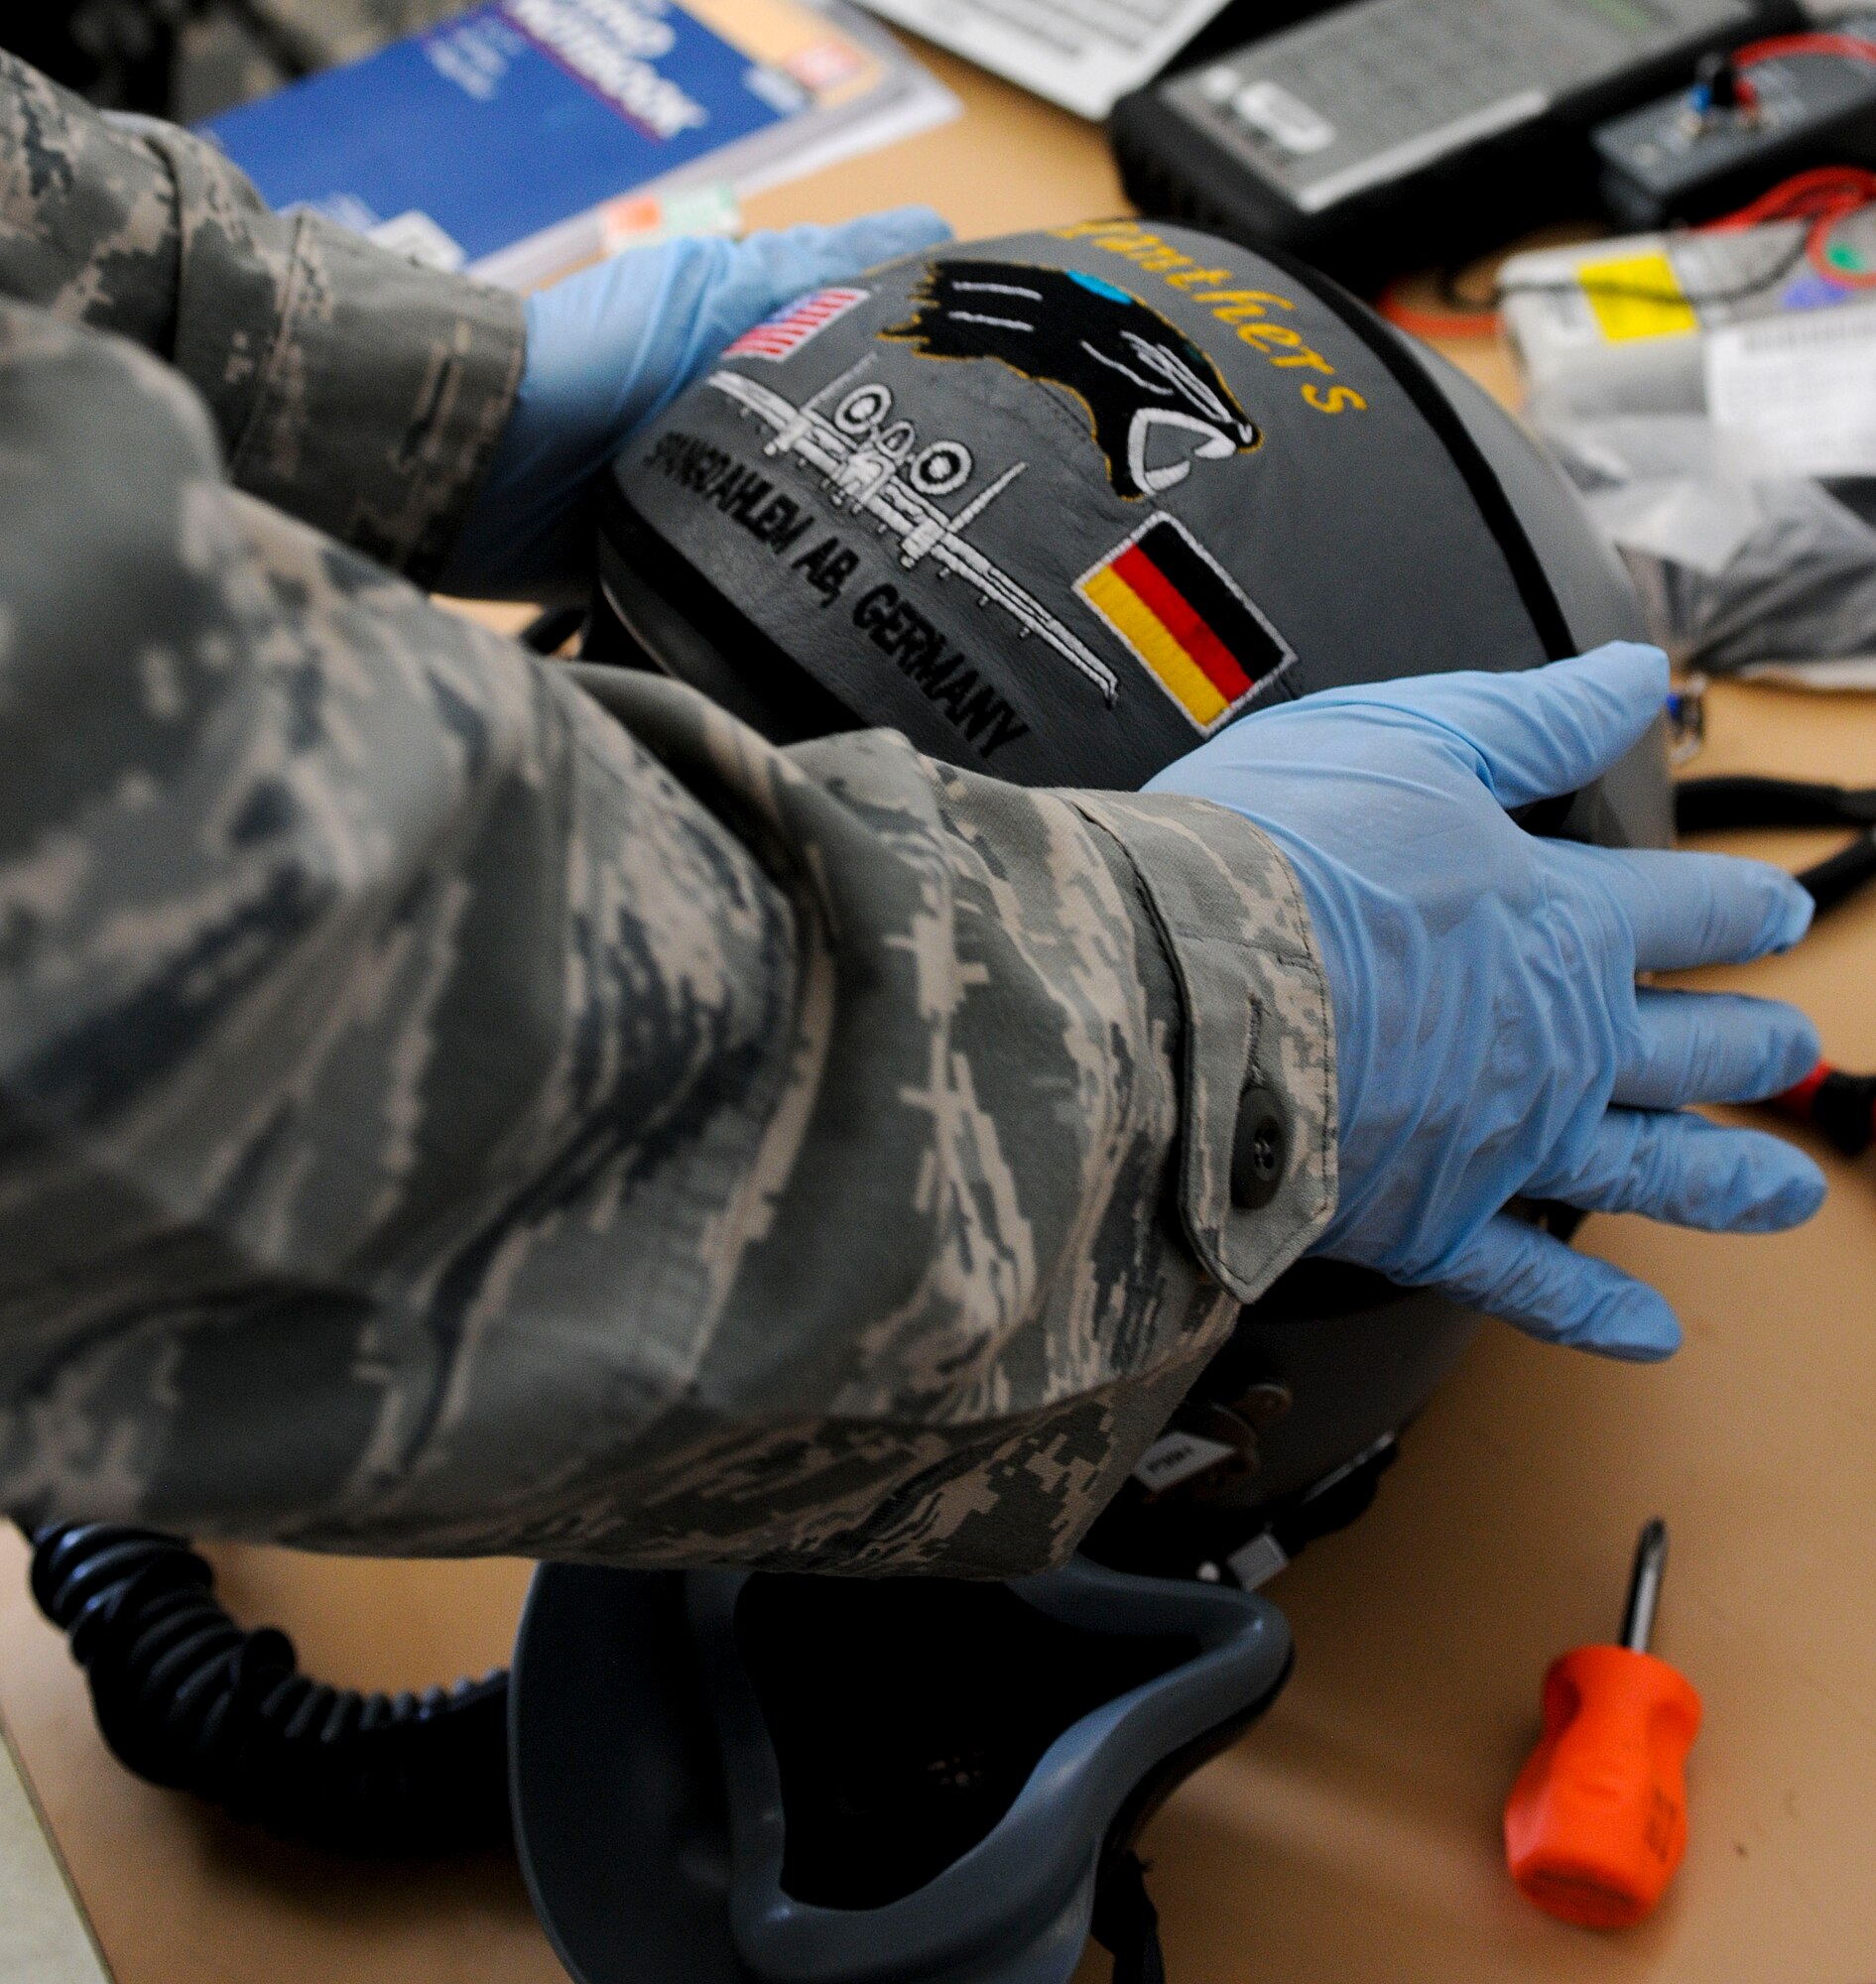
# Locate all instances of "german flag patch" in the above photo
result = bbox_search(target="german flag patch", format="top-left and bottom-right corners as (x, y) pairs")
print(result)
(1076, 515), (1294, 732)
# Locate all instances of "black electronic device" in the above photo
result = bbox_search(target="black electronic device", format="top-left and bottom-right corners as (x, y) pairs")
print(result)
(1596, 21), (1876, 224)
(1109, 0), (1801, 284)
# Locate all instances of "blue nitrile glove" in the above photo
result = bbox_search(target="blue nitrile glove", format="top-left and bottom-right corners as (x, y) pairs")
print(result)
(1145, 643), (1825, 1361)
(441, 207), (951, 599)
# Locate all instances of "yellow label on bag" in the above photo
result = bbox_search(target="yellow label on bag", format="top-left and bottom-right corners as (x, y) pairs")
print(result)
(1577, 250), (1698, 342)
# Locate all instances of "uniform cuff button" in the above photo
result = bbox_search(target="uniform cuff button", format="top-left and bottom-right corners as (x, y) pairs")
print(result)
(1231, 1083), (1290, 1210)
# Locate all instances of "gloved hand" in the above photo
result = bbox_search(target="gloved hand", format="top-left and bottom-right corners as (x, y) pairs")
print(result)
(1145, 643), (1825, 1361)
(442, 206), (951, 599)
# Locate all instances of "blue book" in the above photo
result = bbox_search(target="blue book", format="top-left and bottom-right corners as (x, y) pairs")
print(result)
(200, 0), (900, 281)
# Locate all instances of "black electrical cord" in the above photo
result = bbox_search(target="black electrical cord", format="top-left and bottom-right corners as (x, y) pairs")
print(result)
(20, 1521), (512, 1853)
(1784, 828), (1876, 915)
(1679, 777), (1876, 1154)
(1676, 774), (1876, 913)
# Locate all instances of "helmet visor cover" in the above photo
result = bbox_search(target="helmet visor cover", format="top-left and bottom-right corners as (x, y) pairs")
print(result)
(607, 221), (1571, 790)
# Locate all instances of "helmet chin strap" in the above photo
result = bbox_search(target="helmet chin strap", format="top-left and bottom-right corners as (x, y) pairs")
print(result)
(1091, 1849), (1168, 1984)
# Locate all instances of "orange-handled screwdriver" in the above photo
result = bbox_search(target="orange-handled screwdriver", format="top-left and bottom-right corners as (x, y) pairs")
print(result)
(1503, 1520), (1703, 1928)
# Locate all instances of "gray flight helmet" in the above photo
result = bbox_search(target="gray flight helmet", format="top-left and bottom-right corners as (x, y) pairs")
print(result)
(533, 223), (1672, 1984)
(580, 220), (1670, 1583)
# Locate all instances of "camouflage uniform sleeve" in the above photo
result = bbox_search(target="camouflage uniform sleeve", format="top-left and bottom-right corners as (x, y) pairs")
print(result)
(0, 295), (1335, 1578)
(0, 50), (523, 585)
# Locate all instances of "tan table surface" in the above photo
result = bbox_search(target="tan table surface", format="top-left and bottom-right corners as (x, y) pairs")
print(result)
(7, 36), (1876, 1984)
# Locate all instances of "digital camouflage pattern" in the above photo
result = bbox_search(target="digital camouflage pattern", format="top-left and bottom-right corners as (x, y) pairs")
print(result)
(0, 48), (522, 581)
(0, 53), (1335, 1573)
(248, 0), (476, 67)
(175, 0), (482, 123)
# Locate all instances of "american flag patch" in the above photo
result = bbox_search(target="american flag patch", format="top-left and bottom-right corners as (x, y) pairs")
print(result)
(726, 287), (869, 361)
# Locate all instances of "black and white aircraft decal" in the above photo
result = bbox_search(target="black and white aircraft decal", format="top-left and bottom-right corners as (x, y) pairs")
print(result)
(707, 356), (1120, 701)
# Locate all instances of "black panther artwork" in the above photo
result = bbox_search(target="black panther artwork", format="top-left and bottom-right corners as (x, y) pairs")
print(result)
(881, 260), (1261, 501)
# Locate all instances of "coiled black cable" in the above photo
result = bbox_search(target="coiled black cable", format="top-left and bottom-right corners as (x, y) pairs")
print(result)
(22, 1521), (512, 1853)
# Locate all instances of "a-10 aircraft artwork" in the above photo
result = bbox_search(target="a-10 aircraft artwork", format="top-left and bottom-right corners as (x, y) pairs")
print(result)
(706, 356), (1121, 703)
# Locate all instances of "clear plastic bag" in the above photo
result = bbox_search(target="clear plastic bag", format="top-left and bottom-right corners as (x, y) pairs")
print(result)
(1540, 414), (1876, 684)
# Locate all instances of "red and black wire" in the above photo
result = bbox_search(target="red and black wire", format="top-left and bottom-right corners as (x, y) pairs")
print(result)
(1677, 775), (1876, 1157)
(1378, 33), (1876, 338)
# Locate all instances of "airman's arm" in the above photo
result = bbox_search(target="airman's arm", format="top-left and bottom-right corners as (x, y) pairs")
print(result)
(0, 287), (1334, 1573)
(0, 49), (522, 583)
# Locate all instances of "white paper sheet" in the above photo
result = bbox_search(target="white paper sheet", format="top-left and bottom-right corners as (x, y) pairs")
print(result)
(1706, 307), (1876, 479)
(852, 0), (1238, 118)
